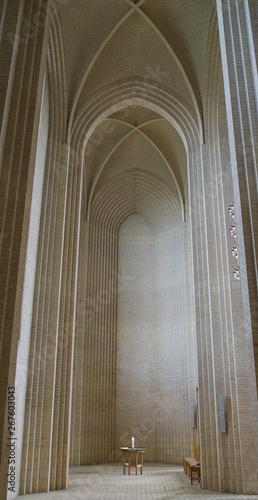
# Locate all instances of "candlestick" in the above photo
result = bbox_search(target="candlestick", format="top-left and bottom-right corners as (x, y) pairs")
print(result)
(131, 437), (135, 448)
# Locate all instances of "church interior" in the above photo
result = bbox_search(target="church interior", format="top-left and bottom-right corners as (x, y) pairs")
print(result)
(0, 0), (258, 498)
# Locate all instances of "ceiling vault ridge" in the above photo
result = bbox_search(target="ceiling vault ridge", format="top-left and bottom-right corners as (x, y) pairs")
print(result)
(67, 8), (135, 136)
(126, 4), (204, 140)
(72, 79), (196, 138)
(106, 117), (166, 127)
(67, 2), (204, 143)
(135, 126), (184, 207)
(86, 121), (184, 219)
(69, 82), (200, 149)
(124, 0), (148, 8)
(87, 128), (137, 218)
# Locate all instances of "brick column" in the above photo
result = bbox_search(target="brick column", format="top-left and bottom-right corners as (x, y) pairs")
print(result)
(216, 0), (258, 477)
(0, 1), (50, 498)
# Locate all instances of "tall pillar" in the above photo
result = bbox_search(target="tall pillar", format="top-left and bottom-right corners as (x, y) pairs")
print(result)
(0, 1), (50, 499)
(19, 138), (79, 494)
(216, 0), (258, 486)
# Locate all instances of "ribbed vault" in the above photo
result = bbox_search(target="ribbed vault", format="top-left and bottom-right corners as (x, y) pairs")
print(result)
(58, 0), (215, 135)
(90, 169), (182, 230)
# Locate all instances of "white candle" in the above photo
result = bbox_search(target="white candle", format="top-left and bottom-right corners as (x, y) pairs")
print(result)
(131, 437), (135, 448)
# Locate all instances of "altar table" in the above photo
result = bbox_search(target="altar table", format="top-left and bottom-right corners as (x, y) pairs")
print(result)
(120, 447), (145, 475)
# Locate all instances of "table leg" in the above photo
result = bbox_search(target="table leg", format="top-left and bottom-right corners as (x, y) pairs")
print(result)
(136, 451), (138, 475)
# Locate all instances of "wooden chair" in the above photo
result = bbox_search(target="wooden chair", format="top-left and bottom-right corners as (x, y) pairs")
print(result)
(183, 445), (200, 478)
(189, 464), (200, 484)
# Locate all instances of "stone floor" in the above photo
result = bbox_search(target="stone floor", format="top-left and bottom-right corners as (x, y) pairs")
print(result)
(19, 464), (258, 500)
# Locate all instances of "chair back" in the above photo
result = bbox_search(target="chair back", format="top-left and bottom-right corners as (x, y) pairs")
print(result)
(194, 445), (200, 461)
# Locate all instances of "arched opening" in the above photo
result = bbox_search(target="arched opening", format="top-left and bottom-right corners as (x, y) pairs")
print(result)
(70, 104), (198, 466)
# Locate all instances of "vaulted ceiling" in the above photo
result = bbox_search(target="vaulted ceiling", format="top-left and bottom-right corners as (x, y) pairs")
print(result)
(52, 0), (216, 224)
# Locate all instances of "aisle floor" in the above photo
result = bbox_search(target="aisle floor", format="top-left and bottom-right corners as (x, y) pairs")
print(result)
(19, 464), (258, 500)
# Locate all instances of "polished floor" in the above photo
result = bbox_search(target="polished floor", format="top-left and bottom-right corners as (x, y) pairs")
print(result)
(19, 464), (258, 500)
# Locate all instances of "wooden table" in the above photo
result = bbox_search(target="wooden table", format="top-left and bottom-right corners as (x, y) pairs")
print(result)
(121, 447), (145, 475)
